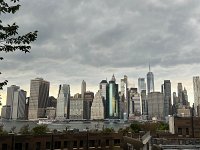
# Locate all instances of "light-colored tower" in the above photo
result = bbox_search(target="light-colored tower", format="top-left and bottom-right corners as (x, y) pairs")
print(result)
(99, 80), (108, 118)
(81, 80), (86, 98)
(6, 85), (20, 119)
(129, 88), (141, 117)
(28, 78), (50, 120)
(193, 76), (200, 115)
(56, 84), (70, 119)
(147, 64), (154, 94)
(12, 89), (27, 120)
(138, 78), (146, 94)
(91, 91), (104, 120)
(120, 75), (128, 119)
(147, 92), (164, 120)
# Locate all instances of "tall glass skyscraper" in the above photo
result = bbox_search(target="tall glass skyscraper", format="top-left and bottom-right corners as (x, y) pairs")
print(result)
(138, 78), (146, 93)
(108, 75), (119, 119)
(147, 65), (154, 94)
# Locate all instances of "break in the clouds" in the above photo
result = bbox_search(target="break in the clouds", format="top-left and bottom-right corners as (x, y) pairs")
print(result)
(1, 0), (200, 103)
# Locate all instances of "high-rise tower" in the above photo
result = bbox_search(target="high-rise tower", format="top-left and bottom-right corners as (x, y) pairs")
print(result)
(138, 78), (146, 94)
(81, 80), (86, 98)
(147, 64), (154, 94)
(56, 84), (70, 119)
(163, 80), (171, 117)
(193, 76), (200, 116)
(28, 78), (50, 120)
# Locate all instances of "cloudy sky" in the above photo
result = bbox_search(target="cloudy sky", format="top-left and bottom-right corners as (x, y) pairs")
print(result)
(1, 0), (200, 106)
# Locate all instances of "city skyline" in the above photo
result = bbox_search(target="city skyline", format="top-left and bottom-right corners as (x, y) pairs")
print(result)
(1, 0), (200, 106)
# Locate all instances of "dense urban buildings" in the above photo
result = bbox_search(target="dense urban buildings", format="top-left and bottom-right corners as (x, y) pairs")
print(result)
(91, 91), (104, 119)
(28, 78), (50, 120)
(193, 76), (200, 116)
(147, 65), (154, 94)
(138, 78), (146, 93)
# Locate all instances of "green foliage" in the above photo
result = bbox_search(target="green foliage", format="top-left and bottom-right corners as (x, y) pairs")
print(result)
(9, 126), (16, 133)
(31, 125), (49, 135)
(19, 124), (30, 135)
(102, 127), (115, 133)
(130, 122), (141, 133)
(0, 0), (38, 90)
(157, 122), (169, 131)
(0, 124), (8, 135)
(118, 127), (131, 135)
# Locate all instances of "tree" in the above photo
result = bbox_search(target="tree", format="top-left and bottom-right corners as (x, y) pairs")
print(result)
(130, 121), (141, 133)
(19, 124), (30, 134)
(0, 0), (38, 96)
(31, 125), (49, 135)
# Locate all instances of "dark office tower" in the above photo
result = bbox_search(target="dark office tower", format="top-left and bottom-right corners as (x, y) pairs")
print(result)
(108, 75), (119, 119)
(147, 64), (154, 94)
(163, 80), (172, 117)
(28, 78), (50, 120)
(177, 83), (183, 104)
(182, 88), (189, 106)
(81, 80), (86, 99)
(24, 97), (29, 120)
(121, 75), (128, 120)
(129, 88), (141, 117)
(48, 96), (57, 108)
(141, 90), (148, 119)
(138, 78), (146, 94)
(99, 80), (109, 119)
(83, 91), (94, 120)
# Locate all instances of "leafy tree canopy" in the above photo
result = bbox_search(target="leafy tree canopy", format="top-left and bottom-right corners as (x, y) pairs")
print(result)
(0, 0), (38, 89)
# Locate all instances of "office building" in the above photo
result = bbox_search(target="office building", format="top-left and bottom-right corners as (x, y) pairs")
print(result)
(6, 85), (20, 119)
(28, 78), (50, 120)
(47, 96), (57, 108)
(129, 88), (141, 118)
(147, 92), (164, 120)
(120, 75), (128, 120)
(91, 91), (104, 120)
(147, 65), (154, 94)
(81, 80), (86, 98)
(83, 91), (94, 120)
(99, 80), (108, 118)
(108, 75), (119, 119)
(162, 80), (171, 117)
(193, 76), (200, 116)
(69, 96), (83, 120)
(46, 107), (56, 119)
(141, 90), (148, 119)
(12, 89), (27, 120)
(138, 78), (146, 93)
(56, 84), (70, 119)
(1, 105), (11, 119)
(177, 83), (183, 104)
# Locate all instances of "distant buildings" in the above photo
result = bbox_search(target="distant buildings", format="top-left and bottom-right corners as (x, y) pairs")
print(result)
(138, 78), (146, 93)
(147, 65), (154, 94)
(83, 91), (94, 120)
(81, 80), (86, 98)
(162, 80), (171, 118)
(28, 78), (50, 120)
(70, 96), (83, 120)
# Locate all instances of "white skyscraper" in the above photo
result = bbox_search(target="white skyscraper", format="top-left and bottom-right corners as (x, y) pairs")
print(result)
(91, 91), (104, 120)
(56, 84), (70, 119)
(6, 85), (20, 119)
(28, 78), (50, 120)
(193, 76), (200, 115)
(12, 89), (27, 120)
(81, 80), (86, 98)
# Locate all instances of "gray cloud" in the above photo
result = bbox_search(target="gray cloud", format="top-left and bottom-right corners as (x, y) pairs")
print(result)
(1, 0), (200, 104)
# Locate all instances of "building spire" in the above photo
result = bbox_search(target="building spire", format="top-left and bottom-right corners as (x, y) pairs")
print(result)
(149, 61), (151, 72)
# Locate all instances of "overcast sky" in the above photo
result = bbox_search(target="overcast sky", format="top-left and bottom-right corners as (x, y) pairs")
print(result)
(1, 0), (200, 105)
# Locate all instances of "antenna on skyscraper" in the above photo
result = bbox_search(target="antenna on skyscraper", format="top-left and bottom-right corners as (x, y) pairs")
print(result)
(148, 59), (151, 72)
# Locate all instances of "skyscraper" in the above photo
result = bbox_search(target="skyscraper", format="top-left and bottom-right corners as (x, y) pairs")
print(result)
(129, 88), (141, 118)
(56, 84), (70, 119)
(108, 75), (119, 119)
(147, 64), (154, 94)
(120, 75), (128, 119)
(83, 91), (94, 120)
(28, 78), (50, 120)
(193, 76), (200, 115)
(177, 83), (183, 104)
(163, 80), (171, 118)
(6, 85), (20, 119)
(138, 78), (146, 93)
(99, 80), (108, 118)
(81, 80), (86, 98)
(12, 89), (27, 120)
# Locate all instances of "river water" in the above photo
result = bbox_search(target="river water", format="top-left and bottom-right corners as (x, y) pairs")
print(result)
(0, 120), (130, 132)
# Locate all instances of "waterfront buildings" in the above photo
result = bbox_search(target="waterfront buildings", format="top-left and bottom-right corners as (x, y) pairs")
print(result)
(147, 92), (164, 120)
(99, 80), (108, 118)
(56, 84), (70, 119)
(1, 105), (11, 119)
(193, 76), (200, 116)
(147, 65), (154, 94)
(12, 89), (26, 120)
(28, 78), (50, 120)
(46, 107), (56, 119)
(91, 91), (104, 120)
(120, 75), (128, 120)
(141, 90), (148, 119)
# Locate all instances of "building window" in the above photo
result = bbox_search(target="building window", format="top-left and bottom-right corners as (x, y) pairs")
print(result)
(64, 141), (68, 148)
(46, 142), (51, 149)
(106, 140), (109, 146)
(114, 139), (120, 146)
(15, 143), (22, 150)
(186, 128), (189, 135)
(73, 141), (77, 148)
(2, 144), (7, 150)
(35, 142), (41, 150)
(25, 143), (29, 150)
(89, 140), (95, 147)
(54, 141), (61, 149)
(80, 140), (83, 148)
(178, 128), (182, 135)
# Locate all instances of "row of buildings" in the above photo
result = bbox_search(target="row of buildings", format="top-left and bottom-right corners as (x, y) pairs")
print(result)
(1, 67), (200, 121)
